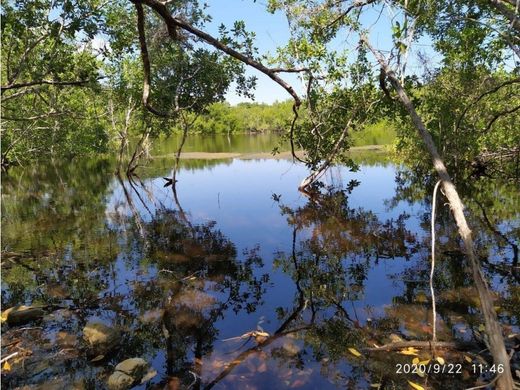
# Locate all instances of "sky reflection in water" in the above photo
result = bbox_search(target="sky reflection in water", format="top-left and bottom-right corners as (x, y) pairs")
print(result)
(2, 144), (518, 389)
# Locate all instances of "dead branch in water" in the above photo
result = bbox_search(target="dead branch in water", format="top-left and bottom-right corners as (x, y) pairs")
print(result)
(366, 341), (474, 352)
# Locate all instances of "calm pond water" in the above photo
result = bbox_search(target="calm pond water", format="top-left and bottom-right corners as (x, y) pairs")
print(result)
(1, 133), (519, 389)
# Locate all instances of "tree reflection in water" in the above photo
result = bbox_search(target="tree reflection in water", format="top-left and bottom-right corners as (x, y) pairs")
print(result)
(1, 160), (518, 389)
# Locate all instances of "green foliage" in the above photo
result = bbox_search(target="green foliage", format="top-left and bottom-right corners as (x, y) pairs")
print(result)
(188, 100), (294, 134)
(2, 0), (518, 180)
(350, 120), (397, 147)
(1, 0), (113, 164)
(1, 0), (254, 166)
(395, 67), (520, 177)
(268, 0), (519, 181)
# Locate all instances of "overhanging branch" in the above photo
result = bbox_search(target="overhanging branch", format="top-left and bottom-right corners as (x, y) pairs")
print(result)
(489, 0), (520, 33)
(131, 0), (302, 107)
(1, 77), (105, 93)
(134, 3), (179, 118)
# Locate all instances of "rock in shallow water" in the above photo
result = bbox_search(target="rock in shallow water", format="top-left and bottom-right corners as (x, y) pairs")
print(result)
(82, 321), (121, 354)
(114, 358), (148, 380)
(108, 357), (150, 389)
(2, 305), (45, 325)
(107, 370), (134, 390)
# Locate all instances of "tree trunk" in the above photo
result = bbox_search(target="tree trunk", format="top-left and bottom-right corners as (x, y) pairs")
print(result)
(363, 37), (514, 390)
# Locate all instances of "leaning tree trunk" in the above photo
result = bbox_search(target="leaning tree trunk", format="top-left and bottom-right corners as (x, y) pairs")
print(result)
(362, 37), (514, 390)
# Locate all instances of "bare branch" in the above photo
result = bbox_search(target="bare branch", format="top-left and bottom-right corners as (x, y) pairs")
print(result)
(270, 67), (310, 73)
(1, 77), (104, 93)
(488, 0), (520, 33)
(134, 3), (179, 118)
(324, 0), (377, 31)
(483, 103), (520, 132)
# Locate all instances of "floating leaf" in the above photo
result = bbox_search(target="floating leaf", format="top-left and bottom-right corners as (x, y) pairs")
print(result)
(415, 292), (428, 303)
(2, 361), (11, 372)
(90, 355), (105, 362)
(348, 347), (362, 357)
(412, 357), (420, 365)
(436, 356), (445, 365)
(464, 355), (472, 363)
(0, 309), (10, 323)
(407, 380), (425, 390)
(399, 347), (419, 356)
(370, 384), (381, 388)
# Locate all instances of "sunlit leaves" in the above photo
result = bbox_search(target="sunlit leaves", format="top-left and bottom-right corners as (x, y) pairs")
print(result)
(407, 380), (425, 390)
(399, 347), (420, 356)
(2, 361), (12, 372)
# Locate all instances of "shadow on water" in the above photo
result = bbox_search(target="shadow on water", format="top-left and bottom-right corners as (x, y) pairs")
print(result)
(1, 140), (518, 389)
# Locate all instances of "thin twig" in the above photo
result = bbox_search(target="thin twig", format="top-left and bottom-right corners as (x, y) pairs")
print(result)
(0, 352), (19, 364)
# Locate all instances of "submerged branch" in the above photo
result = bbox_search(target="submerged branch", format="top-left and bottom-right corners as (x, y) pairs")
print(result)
(367, 340), (475, 352)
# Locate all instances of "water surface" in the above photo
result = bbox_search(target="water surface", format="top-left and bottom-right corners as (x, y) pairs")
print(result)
(2, 133), (518, 389)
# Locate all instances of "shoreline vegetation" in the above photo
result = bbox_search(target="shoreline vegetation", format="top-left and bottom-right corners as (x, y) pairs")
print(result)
(181, 102), (398, 147)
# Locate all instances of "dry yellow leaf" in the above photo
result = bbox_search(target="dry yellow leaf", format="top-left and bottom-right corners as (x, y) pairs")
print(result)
(2, 361), (11, 372)
(399, 347), (419, 356)
(407, 380), (425, 390)
(436, 356), (445, 365)
(412, 357), (420, 365)
(464, 355), (472, 363)
(0, 309), (11, 323)
(348, 347), (362, 357)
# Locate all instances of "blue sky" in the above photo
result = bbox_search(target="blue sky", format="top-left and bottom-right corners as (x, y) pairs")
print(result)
(204, 0), (300, 104)
(203, 0), (439, 105)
